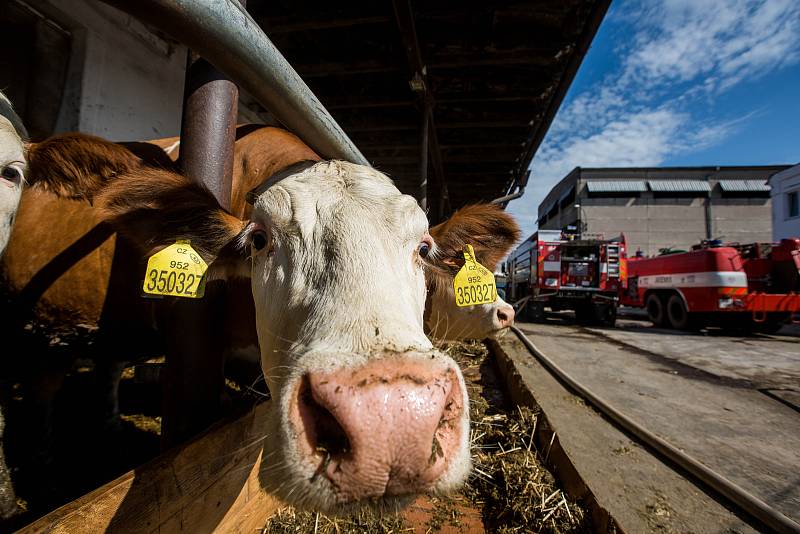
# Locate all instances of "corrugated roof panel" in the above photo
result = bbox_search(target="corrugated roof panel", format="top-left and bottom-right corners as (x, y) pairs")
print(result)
(586, 180), (647, 192)
(719, 180), (770, 192)
(648, 180), (711, 192)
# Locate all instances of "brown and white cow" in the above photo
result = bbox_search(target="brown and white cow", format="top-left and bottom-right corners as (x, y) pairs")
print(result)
(3, 127), (519, 511)
(145, 126), (520, 341)
(4, 132), (478, 511)
(0, 90), (28, 520)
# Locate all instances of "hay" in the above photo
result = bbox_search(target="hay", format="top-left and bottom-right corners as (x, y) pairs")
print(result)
(262, 341), (590, 533)
(444, 340), (589, 533)
(262, 507), (410, 534)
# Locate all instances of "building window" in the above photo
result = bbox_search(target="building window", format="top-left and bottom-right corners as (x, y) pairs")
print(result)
(788, 190), (800, 218)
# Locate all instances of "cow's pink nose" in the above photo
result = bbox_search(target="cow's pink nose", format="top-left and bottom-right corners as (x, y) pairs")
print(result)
(292, 358), (464, 502)
(497, 304), (515, 327)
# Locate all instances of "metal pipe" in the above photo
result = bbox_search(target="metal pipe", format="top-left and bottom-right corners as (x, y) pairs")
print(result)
(418, 108), (429, 212)
(492, 170), (530, 205)
(179, 52), (238, 208)
(509, 326), (800, 534)
(101, 0), (368, 165)
(490, 186), (525, 205)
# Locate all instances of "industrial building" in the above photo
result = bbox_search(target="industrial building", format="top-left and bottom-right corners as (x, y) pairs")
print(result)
(769, 164), (800, 240)
(537, 166), (789, 256)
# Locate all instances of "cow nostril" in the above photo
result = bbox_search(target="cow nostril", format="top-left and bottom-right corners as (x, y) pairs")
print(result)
(299, 376), (351, 459)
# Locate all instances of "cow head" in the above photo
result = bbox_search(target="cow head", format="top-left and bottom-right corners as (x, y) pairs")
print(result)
(0, 92), (27, 255)
(425, 204), (520, 340)
(95, 159), (471, 512)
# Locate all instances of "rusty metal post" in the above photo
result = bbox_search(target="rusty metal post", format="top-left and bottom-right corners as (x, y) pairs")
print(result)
(161, 44), (240, 448)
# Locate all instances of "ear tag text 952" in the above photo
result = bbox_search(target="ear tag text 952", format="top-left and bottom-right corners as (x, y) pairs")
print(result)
(143, 241), (208, 298)
(453, 244), (497, 307)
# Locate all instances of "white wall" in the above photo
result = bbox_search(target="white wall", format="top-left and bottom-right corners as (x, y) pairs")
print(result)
(30, 0), (187, 141)
(769, 164), (800, 240)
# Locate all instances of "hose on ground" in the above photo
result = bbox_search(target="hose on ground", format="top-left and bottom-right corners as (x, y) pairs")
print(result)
(510, 325), (800, 534)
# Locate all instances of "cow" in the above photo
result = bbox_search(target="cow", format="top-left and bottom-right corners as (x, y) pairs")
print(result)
(0, 90), (28, 520)
(3, 128), (519, 511)
(144, 126), (519, 341)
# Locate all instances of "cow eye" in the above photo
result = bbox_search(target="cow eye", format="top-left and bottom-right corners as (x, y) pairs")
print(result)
(418, 236), (433, 259)
(2, 166), (21, 182)
(251, 229), (269, 252)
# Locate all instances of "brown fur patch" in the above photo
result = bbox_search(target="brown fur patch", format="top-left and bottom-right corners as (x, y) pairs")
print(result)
(95, 168), (247, 265)
(428, 204), (521, 277)
(27, 133), (143, 201)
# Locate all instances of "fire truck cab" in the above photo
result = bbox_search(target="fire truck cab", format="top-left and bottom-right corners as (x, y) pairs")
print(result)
(507, 230), (626, 325)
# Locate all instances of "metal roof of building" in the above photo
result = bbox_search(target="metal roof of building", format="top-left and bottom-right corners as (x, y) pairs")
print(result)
(246, 0), (610, 217)
(586, 180), (648, 192)
(648, 180), (711, 192)
(718, 180), (771, 192)
(558, 185), (576, 205)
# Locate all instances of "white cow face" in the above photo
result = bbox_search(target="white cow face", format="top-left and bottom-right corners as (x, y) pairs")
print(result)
(237, 161), (471, 511)
(0, 116), (25, 254)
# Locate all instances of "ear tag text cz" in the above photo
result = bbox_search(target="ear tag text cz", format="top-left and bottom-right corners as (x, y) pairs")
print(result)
(143, 241), (208, 298)
(453, 244), (497, 307)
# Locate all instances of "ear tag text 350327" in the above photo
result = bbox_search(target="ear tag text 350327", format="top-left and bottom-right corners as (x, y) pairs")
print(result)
(453, 244), (497, 307)
(143, 241), (208, 298)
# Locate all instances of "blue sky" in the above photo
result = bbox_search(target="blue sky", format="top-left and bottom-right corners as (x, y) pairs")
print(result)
(508, 0), (800, 237)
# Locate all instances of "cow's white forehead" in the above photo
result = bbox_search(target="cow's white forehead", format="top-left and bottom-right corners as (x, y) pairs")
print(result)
(0, 117), (24, 165)
(252, 160), (427, 238)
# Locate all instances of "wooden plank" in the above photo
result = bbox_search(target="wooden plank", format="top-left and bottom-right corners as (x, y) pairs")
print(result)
(18, 402), (279, 534)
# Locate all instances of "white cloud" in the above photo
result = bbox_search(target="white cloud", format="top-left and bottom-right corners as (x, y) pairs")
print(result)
(508, 0), (800, 238)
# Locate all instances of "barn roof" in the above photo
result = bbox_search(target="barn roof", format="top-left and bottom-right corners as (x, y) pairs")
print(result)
(246, 0), (610, 217)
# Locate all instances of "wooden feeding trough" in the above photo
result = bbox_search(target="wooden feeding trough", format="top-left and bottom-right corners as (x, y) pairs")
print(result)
(21, 402), (278, 533)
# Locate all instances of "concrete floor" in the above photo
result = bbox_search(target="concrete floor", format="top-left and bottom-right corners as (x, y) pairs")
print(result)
(513, 314), (800, 529)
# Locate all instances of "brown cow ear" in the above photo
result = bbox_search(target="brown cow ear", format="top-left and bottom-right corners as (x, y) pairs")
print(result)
(95, 168), (248, 268)
(429, 204), (521, 272)
(26, 133), (143, 201)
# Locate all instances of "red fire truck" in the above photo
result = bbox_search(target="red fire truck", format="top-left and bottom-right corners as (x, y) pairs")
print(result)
(507, 230), (627, 325)
(621, 238), (800, 332)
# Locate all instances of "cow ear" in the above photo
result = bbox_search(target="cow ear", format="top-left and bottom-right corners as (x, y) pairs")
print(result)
(26, 133), (142, 201)
(429, 204), (521, 272)
(95, 168), (248, 270)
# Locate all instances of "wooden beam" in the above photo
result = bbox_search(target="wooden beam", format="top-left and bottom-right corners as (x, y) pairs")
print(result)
(391, 0), (450, 219)
(20, 402), (278, 533)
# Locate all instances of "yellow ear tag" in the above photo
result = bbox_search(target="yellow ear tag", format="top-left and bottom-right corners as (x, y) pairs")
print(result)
(453, 244), (497, 307)
(143, 241), (208, 298)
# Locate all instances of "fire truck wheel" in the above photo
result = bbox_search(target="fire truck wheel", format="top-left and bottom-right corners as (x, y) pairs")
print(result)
(646, 293), (666, 326)
(528, 302), (546, 323)
(753, 316), (786, 334)
(666, 294), (690, 330)
(597, 303), (617, 327)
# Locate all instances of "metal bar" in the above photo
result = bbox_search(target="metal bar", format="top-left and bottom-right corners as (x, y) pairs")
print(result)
(179, 53), (238, 208)
(101, 0), (368, 165)
(418, 109), (429, 212)
(161, 21), (241, 448)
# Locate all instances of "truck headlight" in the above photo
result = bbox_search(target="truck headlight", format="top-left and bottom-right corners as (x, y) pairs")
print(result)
(545, 278), (558, 287)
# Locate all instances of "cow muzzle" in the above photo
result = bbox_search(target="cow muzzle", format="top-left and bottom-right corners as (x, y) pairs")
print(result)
(290, 356), (466, 503)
